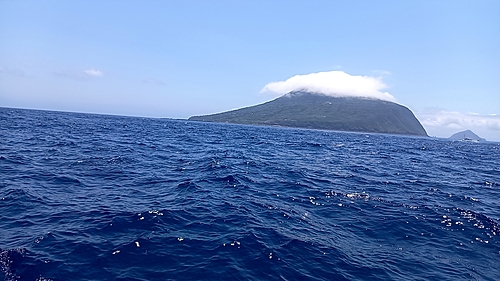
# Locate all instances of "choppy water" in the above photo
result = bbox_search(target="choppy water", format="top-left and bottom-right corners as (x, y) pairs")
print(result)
(1, 107), (499, 281)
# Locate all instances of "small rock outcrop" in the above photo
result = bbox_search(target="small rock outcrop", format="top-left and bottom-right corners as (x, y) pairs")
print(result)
(448, 130), (486, 142)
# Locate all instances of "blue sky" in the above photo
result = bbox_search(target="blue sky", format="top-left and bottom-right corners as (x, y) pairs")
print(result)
(1, 1), (499, 140)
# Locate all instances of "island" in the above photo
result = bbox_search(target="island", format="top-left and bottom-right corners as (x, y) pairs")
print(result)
(448, 130), (486, 142)
(189, 91), (428, 136)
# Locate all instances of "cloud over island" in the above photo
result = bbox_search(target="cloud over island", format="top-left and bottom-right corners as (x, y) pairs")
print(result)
(261, 71), (395, 102)
(417, 110), (500, 140)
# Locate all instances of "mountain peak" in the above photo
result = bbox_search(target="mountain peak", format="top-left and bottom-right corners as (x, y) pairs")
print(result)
(284, 91), (388, 101)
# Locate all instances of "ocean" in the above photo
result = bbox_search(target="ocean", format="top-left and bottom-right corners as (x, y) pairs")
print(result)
(1, 107), (499, 281)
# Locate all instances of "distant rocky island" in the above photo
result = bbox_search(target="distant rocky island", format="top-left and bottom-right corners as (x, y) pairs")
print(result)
(189, 91), (428, 136)
(448, 130), (486, 142)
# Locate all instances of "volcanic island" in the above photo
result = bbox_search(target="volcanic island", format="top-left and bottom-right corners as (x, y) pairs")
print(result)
(189, 91), (428, 137)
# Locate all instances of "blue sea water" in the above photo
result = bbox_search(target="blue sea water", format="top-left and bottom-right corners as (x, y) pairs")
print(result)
(0, 107), (499, 281)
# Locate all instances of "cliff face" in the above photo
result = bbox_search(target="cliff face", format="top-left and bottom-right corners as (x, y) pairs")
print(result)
(189, 91), (428, 136)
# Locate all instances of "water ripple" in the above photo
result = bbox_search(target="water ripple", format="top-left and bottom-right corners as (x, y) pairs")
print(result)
(1, 107), (499, 281)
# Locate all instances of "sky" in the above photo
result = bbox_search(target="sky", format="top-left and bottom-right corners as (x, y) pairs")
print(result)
(1, 1), (499, 141)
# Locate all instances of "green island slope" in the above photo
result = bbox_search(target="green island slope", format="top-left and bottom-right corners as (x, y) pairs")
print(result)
(189, 91), (428, 136)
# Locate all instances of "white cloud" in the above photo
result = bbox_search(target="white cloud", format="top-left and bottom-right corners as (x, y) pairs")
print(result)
(84, 69), (103, 77)
(417, 110), (500, 141)
(372, 69), (392, 76)
(261, 70), (395, 102)
(0, 66), (26, 77)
